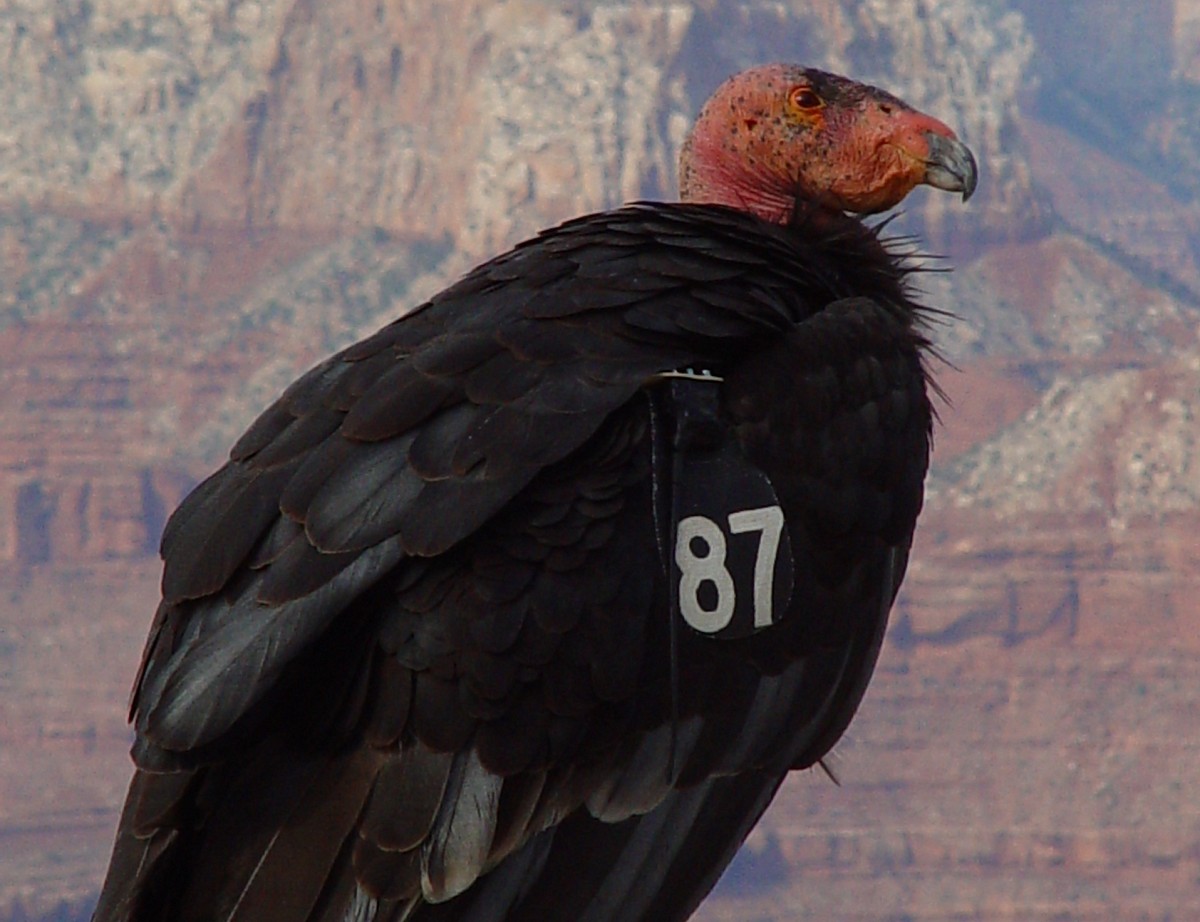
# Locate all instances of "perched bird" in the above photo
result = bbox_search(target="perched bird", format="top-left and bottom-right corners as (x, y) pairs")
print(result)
(93, 63), (976, 922)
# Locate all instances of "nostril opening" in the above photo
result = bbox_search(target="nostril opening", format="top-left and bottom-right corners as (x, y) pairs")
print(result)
(880, 103), (893, 115)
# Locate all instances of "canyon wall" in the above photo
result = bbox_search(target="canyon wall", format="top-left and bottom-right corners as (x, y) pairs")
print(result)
(3, 1), (1199, 918)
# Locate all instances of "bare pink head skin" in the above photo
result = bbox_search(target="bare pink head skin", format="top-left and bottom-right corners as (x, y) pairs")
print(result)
(679, 63), (977, 225)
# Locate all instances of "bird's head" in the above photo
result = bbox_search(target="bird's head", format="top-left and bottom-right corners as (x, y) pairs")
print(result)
(679, 63), (978, 224)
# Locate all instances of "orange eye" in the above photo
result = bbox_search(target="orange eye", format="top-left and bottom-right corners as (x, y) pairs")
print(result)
(788, 86), (823, 111)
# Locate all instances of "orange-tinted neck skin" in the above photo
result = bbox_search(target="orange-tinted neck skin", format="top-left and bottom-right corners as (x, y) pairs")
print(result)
(679, 64), (960, 225)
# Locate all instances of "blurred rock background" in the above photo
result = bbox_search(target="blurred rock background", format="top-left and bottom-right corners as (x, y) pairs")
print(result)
(1, 1), (1198, 919)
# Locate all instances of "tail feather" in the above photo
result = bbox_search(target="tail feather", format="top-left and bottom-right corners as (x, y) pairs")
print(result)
(517, 771), (782, 922)
(222, 748), (381, 922)
(92, 771), (190, 922)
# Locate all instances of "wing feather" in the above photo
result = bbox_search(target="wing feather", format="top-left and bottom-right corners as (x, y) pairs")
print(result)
(160, 462), (300, 605)
(583, 719), (703, 823)
(139, 538), (405, 750)
(303, 435), (424, 552)
(360, 746), (456, 853)
(223, 750), (381, 922)
(421, 748), (505, 902)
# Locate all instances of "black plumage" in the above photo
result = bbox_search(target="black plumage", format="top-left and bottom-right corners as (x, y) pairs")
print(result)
(94, 202), (936, 921)
(94, 58), (983, 921)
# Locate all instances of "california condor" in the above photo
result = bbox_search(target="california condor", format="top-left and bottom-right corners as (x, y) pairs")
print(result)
(94, 63), (977, 922)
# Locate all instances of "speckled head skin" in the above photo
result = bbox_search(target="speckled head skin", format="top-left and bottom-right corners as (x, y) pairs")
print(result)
(679, 63), (977, 224)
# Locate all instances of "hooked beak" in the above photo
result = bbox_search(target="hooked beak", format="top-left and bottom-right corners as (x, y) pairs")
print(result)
(922, 132), (978, 202)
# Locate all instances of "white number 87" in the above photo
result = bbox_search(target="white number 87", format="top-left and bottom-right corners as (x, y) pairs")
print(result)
(674, 505), (785, 634)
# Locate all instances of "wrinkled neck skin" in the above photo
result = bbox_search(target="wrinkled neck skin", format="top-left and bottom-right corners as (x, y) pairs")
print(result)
(679, 136), (795, 224)
(679, 128), (854, 232)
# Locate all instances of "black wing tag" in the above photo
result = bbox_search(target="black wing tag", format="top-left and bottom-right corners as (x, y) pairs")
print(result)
(652, 374), (794, 639)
